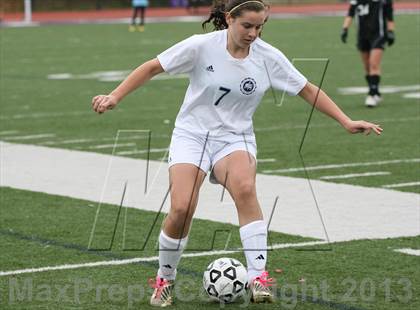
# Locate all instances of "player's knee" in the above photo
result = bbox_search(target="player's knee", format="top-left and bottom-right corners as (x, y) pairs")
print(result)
(364, 64), (370, 73)
(234, 180), (256, 201)
(170, 199), (195, 221)
(369, 63), (380, 72)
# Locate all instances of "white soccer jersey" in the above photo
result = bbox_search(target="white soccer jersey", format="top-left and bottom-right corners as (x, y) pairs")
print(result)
(157, 29), (307, 137)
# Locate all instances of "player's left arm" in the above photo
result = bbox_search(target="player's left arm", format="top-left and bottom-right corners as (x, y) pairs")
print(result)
(340, 0), (357, 43)
(298, 82), (383, 135)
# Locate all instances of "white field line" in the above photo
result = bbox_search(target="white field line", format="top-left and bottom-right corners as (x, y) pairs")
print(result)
(403, 92), (420, 99)
(88, 143), (136, 150)
(263, 158), (420, 174)
(254, 116), (420, 132)
(47, 71), (188, 82)
(2, 109), (415, 127)
(2, 141), (419, 244)
(0, 241), (327, 277)
(0, 130), (19, 135)
(152, 73), (188, 81)
(382, 182), (420, 189)
(2, 134), (55, 141)
(116, 148), (169, 155)
(257, 158), (276, 163)
(40, 138), (96, 145)
(0, 111), (92, 120)
(319, 171), (391, 180)
(338, 85), (420, 95)
(394, 248), (420, 256)
(32, 115), (417, 147)
(38, 134), (169, 146)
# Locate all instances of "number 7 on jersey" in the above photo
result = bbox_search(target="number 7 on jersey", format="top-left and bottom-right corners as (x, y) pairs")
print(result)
(214, 87), (231, 106)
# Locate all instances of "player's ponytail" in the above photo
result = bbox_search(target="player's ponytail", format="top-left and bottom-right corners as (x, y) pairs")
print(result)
(202, 0), (268, 31)
(202, 0), (228, 30)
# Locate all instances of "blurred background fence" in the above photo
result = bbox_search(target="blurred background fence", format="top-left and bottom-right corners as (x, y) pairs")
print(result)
(0, 0), (415, 13)
(0, 0), (359, 13)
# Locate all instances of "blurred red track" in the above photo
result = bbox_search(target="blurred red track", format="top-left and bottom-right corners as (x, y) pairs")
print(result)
(1, 2), (419, 23)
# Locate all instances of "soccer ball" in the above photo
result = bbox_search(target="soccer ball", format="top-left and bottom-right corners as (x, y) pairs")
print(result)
(203, 257), (248, 303)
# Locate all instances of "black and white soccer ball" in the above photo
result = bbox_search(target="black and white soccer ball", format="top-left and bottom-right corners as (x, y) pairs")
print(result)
(203, 257), (248, 303)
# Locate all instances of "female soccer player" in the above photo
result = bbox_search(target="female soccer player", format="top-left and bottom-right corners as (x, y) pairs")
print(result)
(341, 0), (395, 107)
(93, 0), (382, 306)
(129, 0), (149, 32)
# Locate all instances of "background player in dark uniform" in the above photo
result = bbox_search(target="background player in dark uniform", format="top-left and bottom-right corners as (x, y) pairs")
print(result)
(341, 0), (395, 107)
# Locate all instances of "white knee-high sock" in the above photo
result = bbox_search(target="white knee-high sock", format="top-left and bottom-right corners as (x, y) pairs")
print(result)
(157, 230), (188, 280)
(239, 220), (268, 283)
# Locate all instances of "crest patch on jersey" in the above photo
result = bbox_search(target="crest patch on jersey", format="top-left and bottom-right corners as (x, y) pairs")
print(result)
(240, 78), (257, 95)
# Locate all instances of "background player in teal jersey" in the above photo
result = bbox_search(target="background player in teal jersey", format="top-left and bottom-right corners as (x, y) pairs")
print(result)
(130, 0), (149, 32)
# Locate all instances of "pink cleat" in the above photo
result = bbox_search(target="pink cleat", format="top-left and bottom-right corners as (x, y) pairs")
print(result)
(149, 276), (175, 307)
(249, 271), (275, 303)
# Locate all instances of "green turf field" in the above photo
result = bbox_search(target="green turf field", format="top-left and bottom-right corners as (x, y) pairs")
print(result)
(1, 16), (419, 193)
(0, 187), (418, 309)
(0, 16), (419, 309)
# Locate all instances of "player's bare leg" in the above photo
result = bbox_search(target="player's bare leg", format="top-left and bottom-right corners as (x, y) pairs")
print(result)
(360, 51), (370, 74)
(129, 7), (139, 32)
(213, 151), (274, 303)
(150, 164), (206, 307)
(213, 151), (262, 226)
(369, 48), (383, 76)
(165, 164), (206, 239)
(360, 51), (375, 107)
(364, 48), (384, 107)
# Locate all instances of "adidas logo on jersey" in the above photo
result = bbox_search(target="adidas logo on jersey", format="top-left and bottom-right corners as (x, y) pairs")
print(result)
(206, 65), (214, 72)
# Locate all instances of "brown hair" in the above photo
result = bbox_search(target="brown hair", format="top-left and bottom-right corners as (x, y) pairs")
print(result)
(202, 0), (268, 31)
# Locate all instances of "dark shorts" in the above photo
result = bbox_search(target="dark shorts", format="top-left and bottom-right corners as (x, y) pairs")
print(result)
(357, 35), (387, 51)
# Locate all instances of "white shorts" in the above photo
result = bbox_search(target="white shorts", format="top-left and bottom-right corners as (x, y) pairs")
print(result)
(168, 128), (257, 181)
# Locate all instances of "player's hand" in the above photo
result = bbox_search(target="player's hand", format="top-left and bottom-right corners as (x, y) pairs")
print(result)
(340, 28), (348, 43)
(92, 94), (118, 114)
(387, 30), (395, 46)
(343, 120), (383, 135)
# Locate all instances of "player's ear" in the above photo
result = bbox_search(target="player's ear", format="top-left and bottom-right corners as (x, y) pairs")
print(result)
(225, 12), (234, 26)
(263, 13), (269, 24)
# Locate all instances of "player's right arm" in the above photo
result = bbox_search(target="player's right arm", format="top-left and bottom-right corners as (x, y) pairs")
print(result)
(385, 0), (395, 45)
(92, 58), (164, 114)
(342, 16), (353, 30)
